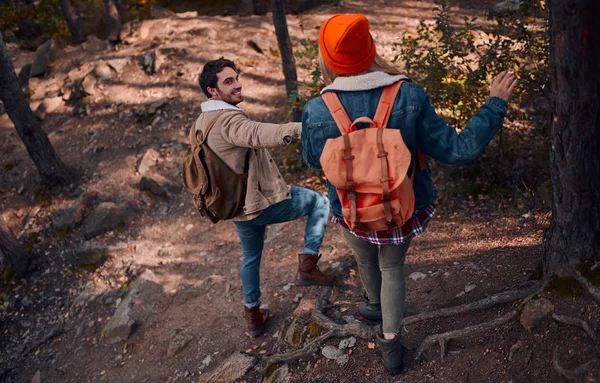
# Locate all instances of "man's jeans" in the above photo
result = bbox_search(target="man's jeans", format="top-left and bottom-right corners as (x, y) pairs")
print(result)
(342, 229), (411, 335)
(234, 186), (329, 308)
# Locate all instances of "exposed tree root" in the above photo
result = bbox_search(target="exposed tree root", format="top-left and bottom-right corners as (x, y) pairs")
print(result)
(414, 282), (543, 361)
(552, 348), (599, 381)
(573, 270), (600, 304)
(403, 281), (540, 326)
(415, 310), (518, 361)
(552, 313), (597, 341)
(262, 287), (373, 372)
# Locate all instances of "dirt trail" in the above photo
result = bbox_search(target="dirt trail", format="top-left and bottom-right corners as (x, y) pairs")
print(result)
(1, 1), (598, 382)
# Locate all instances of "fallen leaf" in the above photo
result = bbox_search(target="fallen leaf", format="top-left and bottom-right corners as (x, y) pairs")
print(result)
(259, 350), (267, 355)
(367, 342), (375, 349)
(185, 224), (194, 231)
(245, 348), (252, 353)
(340, 307), (348, 313)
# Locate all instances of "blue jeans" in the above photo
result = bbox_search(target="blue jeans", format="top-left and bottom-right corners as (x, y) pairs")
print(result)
(234, 186), (329, 308)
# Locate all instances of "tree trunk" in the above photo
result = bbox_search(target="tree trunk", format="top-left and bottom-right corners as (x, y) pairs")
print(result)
(271, 0), (301, 121)
(543, 0), (600, 276)
(104, 0), (122, 42)
(59, 0), (85, 45)
(0, 32), (71, 186)
(0, 216), (32, 275)
(238, 0), (255, 15)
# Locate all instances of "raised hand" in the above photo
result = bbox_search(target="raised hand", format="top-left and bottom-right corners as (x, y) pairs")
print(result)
(490, 71), (518, 102)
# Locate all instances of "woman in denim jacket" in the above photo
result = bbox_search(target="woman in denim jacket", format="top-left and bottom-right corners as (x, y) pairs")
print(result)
(302, 14), (517, 374)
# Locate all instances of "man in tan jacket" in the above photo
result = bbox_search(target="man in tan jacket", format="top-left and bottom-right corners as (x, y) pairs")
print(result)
(195, 58), (336, 337)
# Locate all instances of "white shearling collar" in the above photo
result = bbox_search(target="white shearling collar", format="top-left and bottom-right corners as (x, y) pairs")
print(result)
(200, 99), (242, 112)
(321, 72), (409, 94)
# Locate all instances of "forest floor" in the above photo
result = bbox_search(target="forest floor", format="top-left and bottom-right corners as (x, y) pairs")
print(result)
(1, 0), (599, 382)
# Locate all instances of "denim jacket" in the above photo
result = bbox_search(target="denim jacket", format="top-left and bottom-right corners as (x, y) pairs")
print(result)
(301, 72), (508, 219)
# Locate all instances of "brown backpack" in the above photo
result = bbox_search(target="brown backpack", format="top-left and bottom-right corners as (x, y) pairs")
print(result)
(182, 111), (249, 223)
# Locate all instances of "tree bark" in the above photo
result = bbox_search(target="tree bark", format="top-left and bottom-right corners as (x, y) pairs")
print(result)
(238, 0), (255, 15)
(271, 0), (301, 121)
(104, 0), (122, 42)
(0, 32), (71, 186)
(543, 0), (600, 276)
(59, 0), (85, 45)
(0, 216), (32, 275)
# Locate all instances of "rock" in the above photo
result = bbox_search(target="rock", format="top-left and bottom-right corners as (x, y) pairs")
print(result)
(31, 370), (41, 383)
(81, 74), (97, 95)
(18, 63), (31, 87)
(69, 281), (95, 314)
(322, 345), (343, 360)
(148, 100), (166, 115)
(201, 352), (256, 383)
(51, 206), (79, 231)
(27, 78), (46, 101)
(93, 61), (112, 81)
(51, 190), (100, 231)
(139, 20), (153, 40)
(137, 148), (160, 175)
(336, 354), (349, 366)
(106, 58), (129, 74)
(342, 315), (357, 323)
(101, 302), (135, 343)
(167, 329), (194, 357)
(30, 39), (64, 77)
(83, 202), (138, 239)
(491, 0), (522, 15)
(34, 97), (62, 120)
(339, 337), (356, 349)
(200, 355), (213, 370)
(464, 284), (476, 293)
(140, 172), (182, 196)
(151, 115), (169, 130)
(82, 36), (108, 52)
(142, 50), (165, 75)
(102, 270), (159, 343)
(70, 246), (110, 266)
(188, 27), (217, 39)
(408, 272), (427, 281)
(46, 83), (61, 98)
(519, 298), (554, 332)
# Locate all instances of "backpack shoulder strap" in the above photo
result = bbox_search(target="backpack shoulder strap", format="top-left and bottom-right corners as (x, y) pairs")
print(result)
(373, 80), (404, 128)
(322, 92), (353, 135)
(190, 111), (227, 146)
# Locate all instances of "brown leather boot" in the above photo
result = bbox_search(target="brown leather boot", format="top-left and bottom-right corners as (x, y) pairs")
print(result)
(295, 254), (336, 286)
(244, 306), (269, 337)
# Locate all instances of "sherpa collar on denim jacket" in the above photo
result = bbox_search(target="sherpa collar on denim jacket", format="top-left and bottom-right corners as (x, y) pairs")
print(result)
(320, 71), (410, 94)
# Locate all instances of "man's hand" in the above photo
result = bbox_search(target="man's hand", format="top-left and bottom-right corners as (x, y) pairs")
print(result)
(490, 71), (518, 102)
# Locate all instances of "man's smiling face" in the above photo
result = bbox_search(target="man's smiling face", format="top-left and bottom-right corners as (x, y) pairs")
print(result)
(208, 66), (244, 105)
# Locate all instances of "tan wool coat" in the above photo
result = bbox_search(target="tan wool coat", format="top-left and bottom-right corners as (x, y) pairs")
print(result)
(192, 100), (301, 221)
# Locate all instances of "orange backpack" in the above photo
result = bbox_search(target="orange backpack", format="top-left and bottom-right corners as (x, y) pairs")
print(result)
(320, 81), (421, 233)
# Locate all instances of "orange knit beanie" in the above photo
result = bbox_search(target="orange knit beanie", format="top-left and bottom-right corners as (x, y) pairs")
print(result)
(319, 14), (376, 75)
